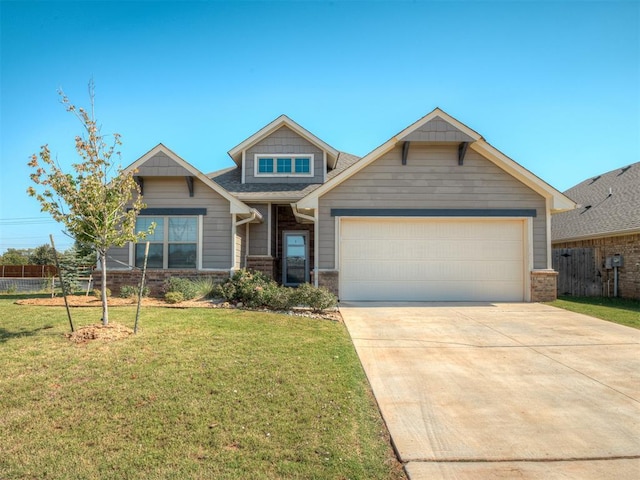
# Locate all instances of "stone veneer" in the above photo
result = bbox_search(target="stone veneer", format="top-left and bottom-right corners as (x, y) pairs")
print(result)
(318, 271), (339, 298)
(530, 270), (558, 302)
(96, 270), (230, 296)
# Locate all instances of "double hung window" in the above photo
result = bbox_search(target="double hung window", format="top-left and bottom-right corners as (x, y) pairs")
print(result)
(135, 216), (198, 269)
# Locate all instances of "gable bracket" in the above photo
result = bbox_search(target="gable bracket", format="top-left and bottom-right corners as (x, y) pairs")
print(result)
(402, 141), (410, 165)
(458, 142), (469, 165)
(134, 176), (144, 195)
(185, 176), (194, 197)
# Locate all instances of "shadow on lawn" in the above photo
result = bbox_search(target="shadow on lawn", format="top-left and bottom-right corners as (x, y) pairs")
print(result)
(0, 325), (56, 343)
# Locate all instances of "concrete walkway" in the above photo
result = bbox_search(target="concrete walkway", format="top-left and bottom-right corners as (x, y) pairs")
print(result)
(340, 302), (640, 479)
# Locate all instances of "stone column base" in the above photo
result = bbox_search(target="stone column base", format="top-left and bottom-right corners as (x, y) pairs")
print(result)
(531, 269), (558, 302)
(318, 271), (339, 297)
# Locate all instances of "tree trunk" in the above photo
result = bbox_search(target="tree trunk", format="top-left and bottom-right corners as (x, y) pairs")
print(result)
(100, 251), (109, 326)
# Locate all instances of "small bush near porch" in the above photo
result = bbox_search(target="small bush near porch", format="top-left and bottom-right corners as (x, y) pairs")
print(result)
(0, 298), (404, 479)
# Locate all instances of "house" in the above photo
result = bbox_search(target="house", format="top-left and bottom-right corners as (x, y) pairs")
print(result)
(552, 162), (640, 299)
(105, 108), (574, 302)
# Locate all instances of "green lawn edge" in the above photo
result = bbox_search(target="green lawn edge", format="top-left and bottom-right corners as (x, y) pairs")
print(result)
(547, 296), (640, 329)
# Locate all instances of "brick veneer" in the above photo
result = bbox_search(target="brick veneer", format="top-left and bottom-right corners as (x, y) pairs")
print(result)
(530, 270), (558, 302)
(246, 256), (275, 280)
(96, 270), (230, 296)
(553, 233), (639, 299)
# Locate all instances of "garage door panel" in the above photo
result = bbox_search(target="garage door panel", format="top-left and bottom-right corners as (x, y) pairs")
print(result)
(340, 218), (525, 302)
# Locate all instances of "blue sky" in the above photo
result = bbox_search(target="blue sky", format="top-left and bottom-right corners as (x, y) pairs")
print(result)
(1, 0), (638, 252)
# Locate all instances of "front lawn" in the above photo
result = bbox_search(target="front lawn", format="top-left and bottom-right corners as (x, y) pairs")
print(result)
(548, 296), (640, 329)
(0, 297), (404, 479)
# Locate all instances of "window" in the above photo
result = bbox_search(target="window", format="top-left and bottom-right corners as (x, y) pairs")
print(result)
(135, 216), (198, 269)
(254, 154), (313, 177)
(258, 157), (273, 173)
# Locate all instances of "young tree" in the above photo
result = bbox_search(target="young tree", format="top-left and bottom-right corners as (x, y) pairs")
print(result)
(27, 81), (152, 325)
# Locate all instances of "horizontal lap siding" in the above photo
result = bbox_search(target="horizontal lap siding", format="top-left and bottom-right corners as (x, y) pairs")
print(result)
(318, 144), (547, 269)
(248, 204), (270, 256)
(107, 177), (232, 270)
(246, 126), (324, 184)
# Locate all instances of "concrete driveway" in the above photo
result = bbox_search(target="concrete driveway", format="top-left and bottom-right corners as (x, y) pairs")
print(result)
(340, 302), (640, 479)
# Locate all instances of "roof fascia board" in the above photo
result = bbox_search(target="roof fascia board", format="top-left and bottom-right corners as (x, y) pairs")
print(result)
(469, 141), (575, 213)
(125, 143), (255, 216)
(296, 139), (398, 209)
(227, 115), (339, 168)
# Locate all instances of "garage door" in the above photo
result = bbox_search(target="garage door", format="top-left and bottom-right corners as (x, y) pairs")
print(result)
(340, 218), (525, 301)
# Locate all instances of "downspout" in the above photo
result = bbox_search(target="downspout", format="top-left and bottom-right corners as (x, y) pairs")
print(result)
(290, 203), (315, 223)
(235, 209), (259, 227)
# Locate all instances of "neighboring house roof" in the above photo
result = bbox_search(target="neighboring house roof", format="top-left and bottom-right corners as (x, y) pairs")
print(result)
(209, 151), (361, 202)
(227, 114), (340, 169)
(296, 107), (575, 213)
(125, 143), (261, 218)
(551, 162), (640, 242)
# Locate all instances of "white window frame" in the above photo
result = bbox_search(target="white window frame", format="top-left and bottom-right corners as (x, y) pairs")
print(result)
(132, 215), (201, 269)
(254, 154), (314, 178)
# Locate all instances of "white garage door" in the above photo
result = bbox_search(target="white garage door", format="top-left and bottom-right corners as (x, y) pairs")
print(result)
(340, 218), (525, 302)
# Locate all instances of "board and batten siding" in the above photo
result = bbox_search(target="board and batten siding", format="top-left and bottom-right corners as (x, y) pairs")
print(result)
(318, 144), (547, 269)
(245, 126), (324, 184)
(106, 176), (233, 270)
(247, 203), (270, 256)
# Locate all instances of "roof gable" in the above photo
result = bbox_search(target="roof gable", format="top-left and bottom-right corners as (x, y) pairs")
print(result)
(227, 115), (340, 168)
(297, 108), (574, 213)
(125, 144), (256, 216)
(552, 162), (640, 241)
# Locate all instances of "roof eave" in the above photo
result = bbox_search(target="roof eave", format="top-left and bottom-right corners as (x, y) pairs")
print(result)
(125, 143), (254, 216)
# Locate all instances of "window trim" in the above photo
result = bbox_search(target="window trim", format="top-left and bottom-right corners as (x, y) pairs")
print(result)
(254, 154), (314, 178)
(132, 215), (201, 269)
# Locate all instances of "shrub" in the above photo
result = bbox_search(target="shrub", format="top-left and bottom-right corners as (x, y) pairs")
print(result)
(164, 291), (184, 304)
(119, 285), (150, 298)
(262, 283), (296, 310)
(191, 277), (216, 299)
(294, 283), (337, 313)
(212, 269), (273, 308)
(93, 288), (111, 300)
(165, 277), (200, 300)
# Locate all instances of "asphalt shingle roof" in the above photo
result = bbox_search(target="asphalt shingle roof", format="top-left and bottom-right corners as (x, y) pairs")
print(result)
(551, 162), (640, 241)
(209, 151), (361, 200)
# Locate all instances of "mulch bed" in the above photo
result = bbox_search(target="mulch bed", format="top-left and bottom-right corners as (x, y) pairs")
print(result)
(16, 295), (342, 343)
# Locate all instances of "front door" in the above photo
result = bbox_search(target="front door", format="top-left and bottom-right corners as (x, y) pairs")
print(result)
(283, 231), (309, 286)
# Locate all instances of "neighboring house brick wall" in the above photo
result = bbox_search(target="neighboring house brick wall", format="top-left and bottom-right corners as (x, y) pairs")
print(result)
(553, 233), (640, 299)
(245, 126), (324, 184)
(317, 144), (548, 270)
(106, 176), (233, 270)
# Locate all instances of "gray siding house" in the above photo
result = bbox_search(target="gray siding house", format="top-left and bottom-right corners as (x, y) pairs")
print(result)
(107, 109), (574, 302)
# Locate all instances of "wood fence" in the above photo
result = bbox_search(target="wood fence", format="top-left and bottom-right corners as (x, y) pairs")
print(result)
(552, 248), (602, 296)
(0, 265), (58, 278)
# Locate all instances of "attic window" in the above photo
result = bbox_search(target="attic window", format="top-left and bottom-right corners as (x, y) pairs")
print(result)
(255, 154), (314, 177)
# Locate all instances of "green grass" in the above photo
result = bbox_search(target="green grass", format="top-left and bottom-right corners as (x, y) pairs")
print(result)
(0, 296), (404, 479)
(548, 296), (640, 329)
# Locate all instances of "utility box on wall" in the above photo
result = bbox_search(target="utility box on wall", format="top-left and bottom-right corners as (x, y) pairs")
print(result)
(605, 255), (624, 269)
